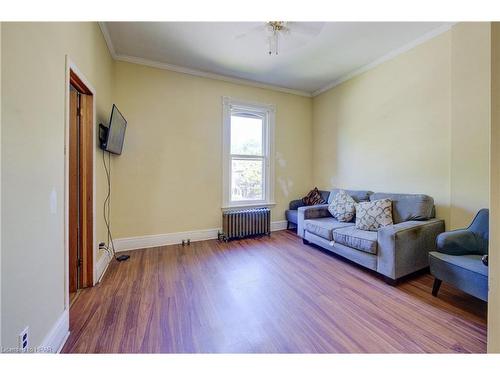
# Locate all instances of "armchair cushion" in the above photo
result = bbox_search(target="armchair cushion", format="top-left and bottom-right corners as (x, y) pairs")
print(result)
(436, 229), (485, 256)
(429, 251), (488, 301)
(430, 252), (488, 277)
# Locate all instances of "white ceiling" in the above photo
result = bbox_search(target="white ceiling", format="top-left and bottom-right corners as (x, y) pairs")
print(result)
(101, 22), (453, 96)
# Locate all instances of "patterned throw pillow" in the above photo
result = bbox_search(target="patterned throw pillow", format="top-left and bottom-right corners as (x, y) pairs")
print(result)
(355, 199), (393, 231)
(328, 190), (356, 222)
(302, 187), (326, 206)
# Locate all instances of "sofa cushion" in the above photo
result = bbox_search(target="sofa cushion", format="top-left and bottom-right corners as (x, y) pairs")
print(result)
(304, 218), (354, 241)
(333, 226), (378, 254)
(370, 192), (434, 224)
(328, 189), (372, 204)
(328, 190), (356, 222)
(355, 199), (393, 231)
(319, 190), (331, 203)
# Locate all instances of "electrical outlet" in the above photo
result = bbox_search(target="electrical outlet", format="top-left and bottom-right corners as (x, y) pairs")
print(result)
(18, 326), (29, 353)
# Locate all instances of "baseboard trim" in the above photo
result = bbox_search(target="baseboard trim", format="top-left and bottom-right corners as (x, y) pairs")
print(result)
(94, 251), (112, 284)
(114, 220), (288, 252)
(39, 309), (69, 353)
(114, 228), (220, 252)
(271, 220), (287, 231)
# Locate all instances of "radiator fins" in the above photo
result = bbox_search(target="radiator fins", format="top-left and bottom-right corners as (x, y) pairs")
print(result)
(219, 208), (271, 241)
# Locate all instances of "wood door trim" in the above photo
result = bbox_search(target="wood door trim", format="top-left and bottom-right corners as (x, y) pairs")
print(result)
(79, 93), (93, 287)
(69, 89), (79, 294)
(70, 70), (94, 289)
(70, 69), (93, 95)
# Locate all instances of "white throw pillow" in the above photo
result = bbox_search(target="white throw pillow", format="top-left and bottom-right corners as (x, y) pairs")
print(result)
(355, 199), (393, 231)
(328, 190), (356, 222)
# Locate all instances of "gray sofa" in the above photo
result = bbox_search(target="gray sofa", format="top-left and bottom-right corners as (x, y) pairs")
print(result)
(285, 190), (330, 230)
(298, 189), (445, 284)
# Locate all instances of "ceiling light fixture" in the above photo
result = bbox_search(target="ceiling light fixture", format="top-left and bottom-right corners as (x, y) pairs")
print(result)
(267, 21), (288, 55)
(235, 21), (324, 56)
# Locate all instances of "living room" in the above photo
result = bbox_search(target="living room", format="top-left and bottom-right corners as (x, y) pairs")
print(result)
(1, 0), (500, 372)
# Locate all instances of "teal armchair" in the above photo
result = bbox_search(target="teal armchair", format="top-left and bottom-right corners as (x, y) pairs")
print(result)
(429, 209), (489, 301)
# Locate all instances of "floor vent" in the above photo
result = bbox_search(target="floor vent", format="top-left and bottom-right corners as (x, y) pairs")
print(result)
(219, 207), (271, 241)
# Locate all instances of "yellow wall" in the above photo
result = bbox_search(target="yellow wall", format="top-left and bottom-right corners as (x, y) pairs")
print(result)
(450, 23), (491, 229)
(110, 61), (312, 238)
(488, 21), (500, 353)
(1, 22), (114, 349)
(312, 31), (452, 222)
(312, 23), (491, 229)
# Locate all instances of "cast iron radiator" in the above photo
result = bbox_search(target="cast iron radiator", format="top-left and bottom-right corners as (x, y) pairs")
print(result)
(219, 208), (271, 241)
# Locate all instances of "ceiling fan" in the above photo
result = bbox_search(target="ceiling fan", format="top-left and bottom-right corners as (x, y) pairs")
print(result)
(235, 21), (324, 56)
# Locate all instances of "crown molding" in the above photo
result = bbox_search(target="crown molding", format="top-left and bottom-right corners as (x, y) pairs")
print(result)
(312, 23), (455, 97)
(98, 22), (117, 59)
(114, 54), (312, 97)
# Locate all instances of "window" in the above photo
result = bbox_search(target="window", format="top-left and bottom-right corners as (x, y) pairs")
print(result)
(222, 97), (275, 208)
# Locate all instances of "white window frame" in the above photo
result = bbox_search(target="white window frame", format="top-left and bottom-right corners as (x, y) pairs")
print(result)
(222, 96), (275, 209)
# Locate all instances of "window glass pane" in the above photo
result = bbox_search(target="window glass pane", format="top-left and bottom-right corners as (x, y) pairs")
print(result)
(231, 159), (263, 201)
(230, 114), (263, 156)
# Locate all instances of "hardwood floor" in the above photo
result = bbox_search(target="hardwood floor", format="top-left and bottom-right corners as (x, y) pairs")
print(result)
(62, 230), (487, 353)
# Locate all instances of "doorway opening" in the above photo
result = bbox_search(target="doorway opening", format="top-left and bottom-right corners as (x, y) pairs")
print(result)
(68, 69), (94, 305)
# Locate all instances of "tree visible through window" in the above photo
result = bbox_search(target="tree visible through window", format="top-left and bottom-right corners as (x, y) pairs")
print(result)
(223, 98), (275, 207)
(230, 114), (264, 201)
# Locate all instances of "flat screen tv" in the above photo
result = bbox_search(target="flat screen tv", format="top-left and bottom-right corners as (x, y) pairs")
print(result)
(100, 104), (127, 155)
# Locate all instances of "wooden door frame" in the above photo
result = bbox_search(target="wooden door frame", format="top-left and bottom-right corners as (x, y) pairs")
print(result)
(64, 56), (97, 310)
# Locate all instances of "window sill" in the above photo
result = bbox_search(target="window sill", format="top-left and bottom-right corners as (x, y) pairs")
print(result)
(222, 202), (276, 210)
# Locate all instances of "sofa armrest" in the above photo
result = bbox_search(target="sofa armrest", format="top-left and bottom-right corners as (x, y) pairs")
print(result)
(377, 219), (445, 279)
(436, 229), (482, 256)
(297, 204), (331, 238)
(289, 199), (305, 210)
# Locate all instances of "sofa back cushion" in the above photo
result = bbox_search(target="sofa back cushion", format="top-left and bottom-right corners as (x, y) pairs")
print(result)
(319, 190), (330, 203)
(328, 189), (372, 204)
(370, 192), (435, 224)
